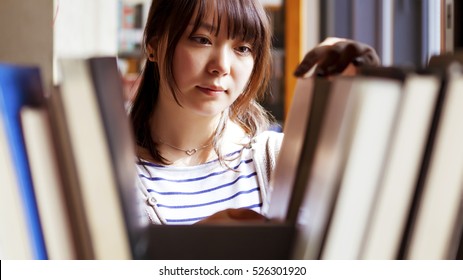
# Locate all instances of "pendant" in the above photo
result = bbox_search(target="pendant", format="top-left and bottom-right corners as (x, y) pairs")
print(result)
(185, 149), (197, 156)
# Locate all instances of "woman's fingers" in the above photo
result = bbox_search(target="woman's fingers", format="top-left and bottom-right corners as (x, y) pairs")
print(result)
(294, 38), (381, 78)
(195, 208), (267, 224)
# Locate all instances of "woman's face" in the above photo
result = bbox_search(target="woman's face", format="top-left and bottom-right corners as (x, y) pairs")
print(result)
(166, 4), (255, 117)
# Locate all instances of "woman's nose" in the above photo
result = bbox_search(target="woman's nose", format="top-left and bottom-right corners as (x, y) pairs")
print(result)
(208, 47), (231, 76)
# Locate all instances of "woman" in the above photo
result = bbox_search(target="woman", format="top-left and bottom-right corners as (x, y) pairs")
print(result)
(130, 0), (380, 225)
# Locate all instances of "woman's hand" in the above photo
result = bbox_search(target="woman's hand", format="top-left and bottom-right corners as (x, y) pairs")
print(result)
(294, 37), (381, 78)
(195, 208), (267, 224)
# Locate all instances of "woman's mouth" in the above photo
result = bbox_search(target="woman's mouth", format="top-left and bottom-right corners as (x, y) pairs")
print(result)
(196, 86), (227, 95)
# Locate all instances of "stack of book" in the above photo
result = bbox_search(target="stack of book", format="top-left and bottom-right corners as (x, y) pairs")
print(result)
(0, 57), (145, 259)
(268, 53), (463, 260)
(1, 53), (462, 259)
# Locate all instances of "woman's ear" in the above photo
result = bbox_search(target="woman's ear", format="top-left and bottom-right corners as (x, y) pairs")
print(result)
(146, 43), (156, 62)
(147, 36), (167, 63)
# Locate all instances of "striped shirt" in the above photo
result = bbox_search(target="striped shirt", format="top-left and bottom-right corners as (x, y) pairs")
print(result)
(137, 146), (261, 225)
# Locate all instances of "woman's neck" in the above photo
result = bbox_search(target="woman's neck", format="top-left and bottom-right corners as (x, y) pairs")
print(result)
(145, 93), (249, 166)
(146, 99), (216, 165)
(151, 105), (220, 149)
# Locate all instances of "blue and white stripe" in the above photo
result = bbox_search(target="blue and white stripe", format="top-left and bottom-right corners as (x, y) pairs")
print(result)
(137, 147), (262, 224)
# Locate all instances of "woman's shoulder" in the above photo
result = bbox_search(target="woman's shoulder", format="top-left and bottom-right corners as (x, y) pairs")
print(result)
(251, 130), (284, 152)
(249, 130), (284, 169)
(249, 130), (284, 207)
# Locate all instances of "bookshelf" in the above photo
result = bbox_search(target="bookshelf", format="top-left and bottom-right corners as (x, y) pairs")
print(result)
(3, 54), (463, 260)
(117, 0), (148, 102)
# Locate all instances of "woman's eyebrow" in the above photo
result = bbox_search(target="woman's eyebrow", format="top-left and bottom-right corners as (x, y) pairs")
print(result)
(190, 21), (217, 33)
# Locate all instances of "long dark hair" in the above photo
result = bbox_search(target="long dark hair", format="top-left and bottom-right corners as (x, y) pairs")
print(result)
(129, 0), (273, 165)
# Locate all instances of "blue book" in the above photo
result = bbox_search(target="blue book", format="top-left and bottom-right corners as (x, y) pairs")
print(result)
(0, 63), (47, 259)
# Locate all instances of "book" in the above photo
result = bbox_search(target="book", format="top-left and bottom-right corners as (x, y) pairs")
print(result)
(266, 77), (315, 220)
(0, 111), (33, 259)
(457, 223), (463, 260)
(87, 57), (147, 257)
(397, 54), (460, 259)
(59, 57), (145, 259)
(268, 77), (332, 224)
(320, 74), (402, 259)
(46, 86), (94, 259)
(405, 63), (463, 259)
(360, 72), (442, 259)
(286, 78), (332, 224)
(291, 76), (357, 259)
(0, 63), (47, 259)
(20, 106), (76, 259)
(143, 223), (294, 260)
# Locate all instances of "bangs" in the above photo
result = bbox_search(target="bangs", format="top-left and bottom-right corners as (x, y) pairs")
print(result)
(190, 0), (267, 46)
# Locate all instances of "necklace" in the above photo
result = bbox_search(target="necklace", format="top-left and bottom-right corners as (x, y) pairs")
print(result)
(158, 138), (213, 156)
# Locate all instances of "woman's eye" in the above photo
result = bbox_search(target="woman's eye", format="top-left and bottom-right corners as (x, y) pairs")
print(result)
(237, 46), (252, 55)
(191, 36), (211, 45)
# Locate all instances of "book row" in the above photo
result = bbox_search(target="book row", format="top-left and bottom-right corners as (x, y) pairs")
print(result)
(1, 53), (462, 259)
(269, 53), (463, 259)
